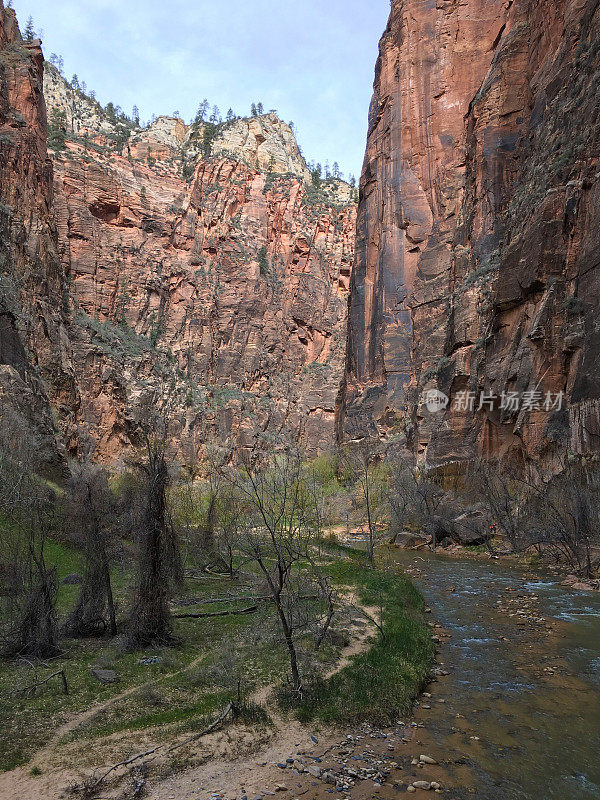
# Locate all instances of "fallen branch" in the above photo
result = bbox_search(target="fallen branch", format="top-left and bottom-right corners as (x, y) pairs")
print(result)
(173, 605), (258, 619)
(86, 702), (234, 791)
(15, 669), (68, 697)
(176, 594), (274, 606)
(166, 701), (233, 753)
(351, 604), (386, 641)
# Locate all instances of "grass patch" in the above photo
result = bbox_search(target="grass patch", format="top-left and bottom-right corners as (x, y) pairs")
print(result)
(294, 560), (434, 725)
(0, 535), (431, 770)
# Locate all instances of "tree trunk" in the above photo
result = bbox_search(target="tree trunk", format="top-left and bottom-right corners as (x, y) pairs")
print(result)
(274, 594), (301, 692)
(103, 555), (117, 637)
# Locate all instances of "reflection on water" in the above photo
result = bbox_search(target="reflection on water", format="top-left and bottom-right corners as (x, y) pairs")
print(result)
(391, 551), (600, 800)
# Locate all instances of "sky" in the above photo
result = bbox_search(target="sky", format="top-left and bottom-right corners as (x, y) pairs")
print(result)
(11, 0), (391, 181)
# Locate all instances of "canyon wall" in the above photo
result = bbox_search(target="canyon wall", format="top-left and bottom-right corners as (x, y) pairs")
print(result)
(43, 67), (356, 462)
(0, 4), (74, 478)
(339, 0), (600, 471)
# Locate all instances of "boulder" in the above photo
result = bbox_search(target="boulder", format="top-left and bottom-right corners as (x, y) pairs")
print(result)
(89, 668), (119, 684)
(451, 509), (490, 546)
(391, 531), (431, 549)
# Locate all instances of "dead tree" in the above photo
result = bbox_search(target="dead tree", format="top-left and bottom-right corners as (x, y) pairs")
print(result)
(0, 409), (61, 658)
(233, 447), (329, 695)
(63, 463), (118, 637)
(124, 433), (182, 650)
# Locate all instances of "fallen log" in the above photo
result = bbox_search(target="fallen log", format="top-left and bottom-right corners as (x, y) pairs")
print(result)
(15, 669), (68, 697)
(173, 605), (258, 619)
(88, 702), (234, 790)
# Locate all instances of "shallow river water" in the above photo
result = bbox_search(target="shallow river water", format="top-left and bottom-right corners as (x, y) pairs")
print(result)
(392, 551), (600, 799)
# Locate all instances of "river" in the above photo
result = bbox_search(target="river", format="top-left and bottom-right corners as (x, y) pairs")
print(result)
(391, 550), (600, 799)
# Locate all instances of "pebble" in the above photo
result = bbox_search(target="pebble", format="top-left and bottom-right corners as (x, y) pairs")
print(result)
(419, 755), (437, 764)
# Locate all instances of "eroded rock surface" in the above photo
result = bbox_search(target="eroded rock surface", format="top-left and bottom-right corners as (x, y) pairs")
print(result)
(339, 0), (600, 471)
(0, 6), (74, 478)
(44, 65), (356, 461)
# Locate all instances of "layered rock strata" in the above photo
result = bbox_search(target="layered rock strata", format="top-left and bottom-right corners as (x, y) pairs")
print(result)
(339, 0), (600, 471)
(0, 4), (75, 478)
(45, 66), (356, 461)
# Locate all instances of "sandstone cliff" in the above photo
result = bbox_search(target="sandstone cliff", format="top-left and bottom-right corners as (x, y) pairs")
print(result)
(339, 0), (600, 471)
(44, 66), (356, 461)
(0, 3), (74, 478)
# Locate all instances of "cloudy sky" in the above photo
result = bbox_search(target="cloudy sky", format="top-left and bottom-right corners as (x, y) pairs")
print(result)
(11, 0), (390, 180)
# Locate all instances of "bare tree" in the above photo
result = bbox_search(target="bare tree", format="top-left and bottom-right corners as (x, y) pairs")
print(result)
(0, 408), (60, 658)
(522, 460), (600, 578)
(467, 459), (523, 551)
(124, 430), (182, 650)
(63, 462), (118, 637)
(231, 447), (334, 694)
(342, 440), (388, 562)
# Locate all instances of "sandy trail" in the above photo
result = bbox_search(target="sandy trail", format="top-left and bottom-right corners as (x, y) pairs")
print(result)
(0, 596), (377, 800)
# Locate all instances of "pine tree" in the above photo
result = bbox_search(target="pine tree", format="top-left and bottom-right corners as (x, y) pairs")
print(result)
(24, 16), (35, 41)
(311, 163), (322, 189)
(332, 161), (341, 179)
(257, 245), (269, 276)
(57, 55), (64, 74)
(251, 103), (257, 117)
(194, 99), (209, 124)
(210, 105), (221, 124)
(324, 160), (331, 179)
(226, 108), (235, 123)
(132, 105), (140, 125)
(256, 101), (264, 115)
(70, 74), (79, 91)
(48, 107), (67, 152)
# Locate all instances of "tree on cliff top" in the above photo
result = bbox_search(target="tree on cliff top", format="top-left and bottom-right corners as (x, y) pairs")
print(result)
(195, 99), (209, 124)
(23, 16), (35, 41)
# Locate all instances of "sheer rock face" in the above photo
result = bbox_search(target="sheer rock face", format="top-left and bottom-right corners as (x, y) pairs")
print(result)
(45, 68), (356, 461)
(0, 5), (74, 478)
(339, 0), (600, 471)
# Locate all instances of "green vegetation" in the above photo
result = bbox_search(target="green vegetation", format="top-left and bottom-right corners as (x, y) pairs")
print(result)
(0, 433), (434, 775)
(257, 245), (270, 276)
(47, 107), (66, 152)
(295, 558), (434, 724)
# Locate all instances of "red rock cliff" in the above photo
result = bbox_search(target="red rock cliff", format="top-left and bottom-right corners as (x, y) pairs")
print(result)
(44, 68), (356, 461)
(339, 0), (600, 471)
(0, 3), (75, 477)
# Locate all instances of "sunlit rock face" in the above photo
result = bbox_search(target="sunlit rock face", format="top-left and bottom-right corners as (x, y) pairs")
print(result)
(338, 0), (600, 471)
(44, 66), (356, 462)
(0, 6), (76, 479)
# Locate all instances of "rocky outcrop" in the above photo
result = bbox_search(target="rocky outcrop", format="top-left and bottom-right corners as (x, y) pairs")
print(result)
(0, 4), (74, 478)
(339, 0), (600, 472)
(44, 66), (356, 461)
